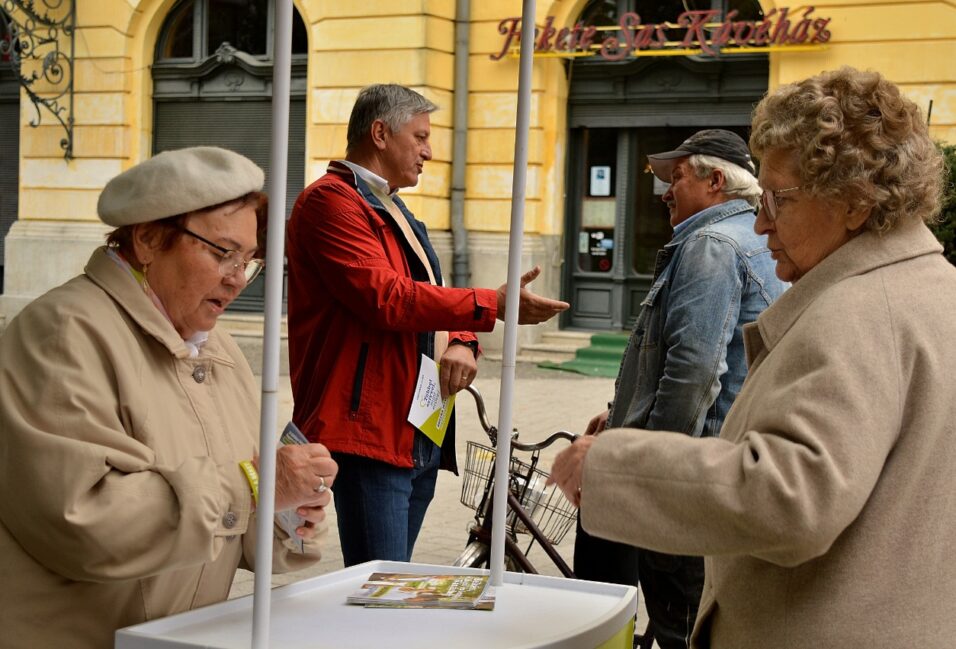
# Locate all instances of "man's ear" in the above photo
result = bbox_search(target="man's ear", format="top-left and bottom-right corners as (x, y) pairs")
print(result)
(370, 119), (388, 151)
(710, 168), (726, 193)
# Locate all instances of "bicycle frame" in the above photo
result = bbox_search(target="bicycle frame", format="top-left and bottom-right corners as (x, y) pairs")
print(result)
(467, 485), (575, 577)
(457, 386), (577, 576)
(456, 385), (655, 649)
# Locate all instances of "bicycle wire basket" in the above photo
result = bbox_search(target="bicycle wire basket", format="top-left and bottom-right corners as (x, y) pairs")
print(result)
(460, 440), (577, 546)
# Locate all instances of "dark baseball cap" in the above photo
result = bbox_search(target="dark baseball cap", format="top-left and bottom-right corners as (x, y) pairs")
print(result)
(647, 129), (756, 182)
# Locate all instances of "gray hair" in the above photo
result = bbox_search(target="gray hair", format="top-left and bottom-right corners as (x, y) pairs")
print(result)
(687, 154), (762, 208)
(346, 84), (438, 153)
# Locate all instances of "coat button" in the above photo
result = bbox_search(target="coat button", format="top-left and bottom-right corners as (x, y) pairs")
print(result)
(192, 366), (206, 383)
(222, 511), (238, 529)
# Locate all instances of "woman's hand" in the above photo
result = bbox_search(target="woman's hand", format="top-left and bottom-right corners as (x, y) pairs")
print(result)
(273, 443), (337, 514)
(546, 435), (596, 508)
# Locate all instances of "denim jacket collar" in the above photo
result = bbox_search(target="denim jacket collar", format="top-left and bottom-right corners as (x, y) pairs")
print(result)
(666, 199), (755, 249)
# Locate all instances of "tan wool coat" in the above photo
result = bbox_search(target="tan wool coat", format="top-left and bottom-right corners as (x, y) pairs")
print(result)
(581, 220), (956, 648)
(0, 248), (323, 649)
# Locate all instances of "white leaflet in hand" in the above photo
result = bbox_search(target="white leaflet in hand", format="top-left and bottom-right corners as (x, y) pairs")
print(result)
(407, 354), (455, 447)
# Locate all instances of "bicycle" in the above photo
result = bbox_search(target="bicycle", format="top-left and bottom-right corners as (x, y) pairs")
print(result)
(452, 385), (655, 649)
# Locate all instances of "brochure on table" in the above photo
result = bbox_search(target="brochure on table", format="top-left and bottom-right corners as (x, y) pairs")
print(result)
(347, 572), (495, 610)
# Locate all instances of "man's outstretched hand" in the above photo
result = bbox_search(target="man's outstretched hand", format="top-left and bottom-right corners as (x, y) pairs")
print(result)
(496, 266), (569, 325)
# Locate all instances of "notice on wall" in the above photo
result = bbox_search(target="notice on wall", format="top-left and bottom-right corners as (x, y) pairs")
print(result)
(590, 166), (612, 196)
(582, 198), (616, 228)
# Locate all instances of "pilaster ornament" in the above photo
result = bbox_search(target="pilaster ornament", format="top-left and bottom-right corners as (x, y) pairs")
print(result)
(214, 41), (237, 64)
(0, 0), (76, 161)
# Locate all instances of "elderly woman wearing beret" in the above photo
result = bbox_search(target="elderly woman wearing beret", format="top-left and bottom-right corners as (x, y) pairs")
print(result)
(0, 147), (337, 648)
(550, 67), (955, 647)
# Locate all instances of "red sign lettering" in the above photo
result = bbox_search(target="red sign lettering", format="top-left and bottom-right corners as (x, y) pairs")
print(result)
(491, 7), (831, 61)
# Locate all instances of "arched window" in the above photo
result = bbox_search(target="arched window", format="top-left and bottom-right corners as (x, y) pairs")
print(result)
(152, 0), (308, 312)
(0, 10), (21, 293)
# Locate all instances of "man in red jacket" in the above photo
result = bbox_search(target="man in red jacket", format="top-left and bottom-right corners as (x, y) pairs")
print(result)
(286, 84), (567, 566)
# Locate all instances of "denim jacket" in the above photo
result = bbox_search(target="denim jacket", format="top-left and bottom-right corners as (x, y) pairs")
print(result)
(608, 199), (788, 438)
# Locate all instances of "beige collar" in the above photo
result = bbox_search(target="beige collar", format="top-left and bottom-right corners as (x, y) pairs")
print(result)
(747, 220), (943, 363)
(85, 247), (235, 364)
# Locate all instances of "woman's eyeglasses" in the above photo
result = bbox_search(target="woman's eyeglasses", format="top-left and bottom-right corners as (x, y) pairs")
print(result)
(178, 227), (264, 284)
(760, 185), (802, 222)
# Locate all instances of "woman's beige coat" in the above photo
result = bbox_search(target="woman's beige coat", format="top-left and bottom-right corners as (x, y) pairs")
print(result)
(582, 221), (956, 648)
(0, 248), (323, 648)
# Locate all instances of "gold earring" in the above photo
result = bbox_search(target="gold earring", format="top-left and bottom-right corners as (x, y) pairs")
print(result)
(141, 263), (151, 295)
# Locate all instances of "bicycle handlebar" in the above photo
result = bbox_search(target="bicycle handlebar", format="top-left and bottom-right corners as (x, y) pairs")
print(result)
(511, 430), (579, 451)
(460, 385), (579, 450)
(463, 385), (494, 435)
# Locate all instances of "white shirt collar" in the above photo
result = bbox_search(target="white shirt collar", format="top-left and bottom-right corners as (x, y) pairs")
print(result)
(339, 160), (397, 197)
(183, 331), (210, 359)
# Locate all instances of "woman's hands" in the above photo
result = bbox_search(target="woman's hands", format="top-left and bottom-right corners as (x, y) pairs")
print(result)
(273, 443), (338, 539)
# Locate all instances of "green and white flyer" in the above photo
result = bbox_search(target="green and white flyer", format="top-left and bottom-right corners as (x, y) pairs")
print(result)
(408, 354), (455, 447)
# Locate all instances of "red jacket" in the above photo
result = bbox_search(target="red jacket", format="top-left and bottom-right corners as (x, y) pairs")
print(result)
(286, 163), (498, 469)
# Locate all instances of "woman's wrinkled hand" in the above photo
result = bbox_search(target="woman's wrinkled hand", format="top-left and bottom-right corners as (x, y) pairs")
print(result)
(546, 435), (596, 508)
(268, 443), (338, 539)
(272, 443), (337, 514)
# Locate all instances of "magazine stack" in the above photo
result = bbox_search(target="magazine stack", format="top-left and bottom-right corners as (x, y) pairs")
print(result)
(346, 573), (496, 611)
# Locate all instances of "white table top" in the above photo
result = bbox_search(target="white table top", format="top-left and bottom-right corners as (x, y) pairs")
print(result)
(116, 561), (637, 649)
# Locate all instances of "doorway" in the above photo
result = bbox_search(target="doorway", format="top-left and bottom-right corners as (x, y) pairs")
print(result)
(565, 124), (751, 329)
(562, 55), (767, 330)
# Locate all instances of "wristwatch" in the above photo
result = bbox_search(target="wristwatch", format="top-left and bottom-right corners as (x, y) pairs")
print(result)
(450, 338), (479, 357)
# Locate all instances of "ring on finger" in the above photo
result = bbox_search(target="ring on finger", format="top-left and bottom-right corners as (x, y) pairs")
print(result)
(314, 475), (327, 494)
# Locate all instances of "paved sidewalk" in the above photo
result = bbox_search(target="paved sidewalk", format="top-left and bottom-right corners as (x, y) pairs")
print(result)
(230, 360), (652, 639)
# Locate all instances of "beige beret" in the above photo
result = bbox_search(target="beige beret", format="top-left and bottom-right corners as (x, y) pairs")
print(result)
(97, 146), (265, 226)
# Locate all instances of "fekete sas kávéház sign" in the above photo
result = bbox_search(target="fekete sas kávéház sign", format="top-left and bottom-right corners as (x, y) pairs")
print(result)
(491, 7), (831, 60)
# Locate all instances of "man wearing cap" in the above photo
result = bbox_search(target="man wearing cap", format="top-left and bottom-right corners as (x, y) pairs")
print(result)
(285, 84), (567, 567)
(572, 130), (787, 648)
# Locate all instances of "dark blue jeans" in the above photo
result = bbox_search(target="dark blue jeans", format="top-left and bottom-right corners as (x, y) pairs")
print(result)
(331, 432), (441, 567)
(638, 550), (705, 649)
(574, 517), (703, 649)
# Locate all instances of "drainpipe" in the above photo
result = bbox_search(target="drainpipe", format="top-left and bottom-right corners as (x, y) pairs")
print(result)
(450, 0), (471, 287)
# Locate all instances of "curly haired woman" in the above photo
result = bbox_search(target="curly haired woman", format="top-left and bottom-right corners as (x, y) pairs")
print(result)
(550, 67), (954, 648)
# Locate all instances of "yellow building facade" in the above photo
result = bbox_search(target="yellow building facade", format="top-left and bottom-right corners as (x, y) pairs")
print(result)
(1, 0), (953, 350)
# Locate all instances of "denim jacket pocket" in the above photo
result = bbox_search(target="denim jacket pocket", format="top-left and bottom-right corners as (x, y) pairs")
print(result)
(638, 277), (668, 350)
(623, 277), (667, 425)
(640, 277), (666, 309)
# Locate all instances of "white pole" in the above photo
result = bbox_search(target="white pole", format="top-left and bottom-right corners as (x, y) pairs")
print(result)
(490, 0), (535, 588)
(251, 0), (292, 646)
